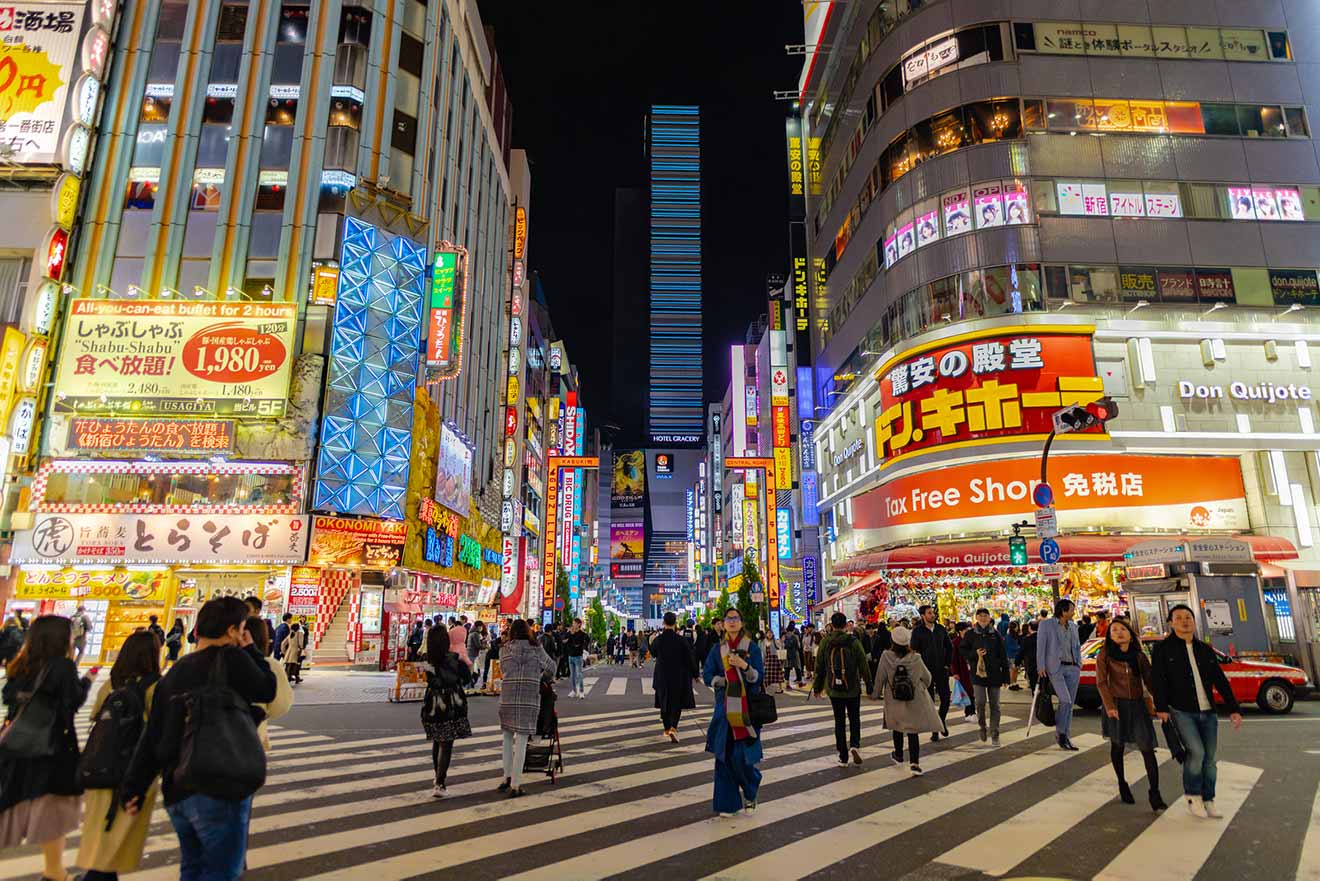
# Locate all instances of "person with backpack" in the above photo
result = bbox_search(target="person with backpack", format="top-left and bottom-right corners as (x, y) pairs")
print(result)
(0, 611), (24, 665)
(281, 622), (308, 684)
(243, 616), (294, 753)
(145, 616), (165, 650)
(76, 630), (161, 880)
(960, 608), (1011, 745)
(702, 608), (766, 817)
(71, 605), (94, 663)
(870, 626), (942, 775)
(163, 620), (186, 667)
(119, 596), (276, 881)
(421, 624), (472, 798)
(811, 611), (873, 767)
(0, 615), (97, 881)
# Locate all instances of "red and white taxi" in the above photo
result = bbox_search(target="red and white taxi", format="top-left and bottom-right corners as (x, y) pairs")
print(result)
(1076, 636), (1311, 714)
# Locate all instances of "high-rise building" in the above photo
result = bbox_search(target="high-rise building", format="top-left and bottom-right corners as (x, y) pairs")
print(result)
(798, 2), (1320, 671)
(646, 104), (703, 446)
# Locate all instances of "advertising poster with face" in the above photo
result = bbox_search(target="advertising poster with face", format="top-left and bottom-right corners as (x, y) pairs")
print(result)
(896, 221), (916, 258)
(915, 210), (940, 247)
(883, 233), (899, 268)
(943, 189), (971, 234)
(1227, 186), (1256, 219)
(1003, 186), (1030, 225)
(975, 183), (1004, 228)
(1276, 187), (1304, 221)
(1252, 187), (1280, 220)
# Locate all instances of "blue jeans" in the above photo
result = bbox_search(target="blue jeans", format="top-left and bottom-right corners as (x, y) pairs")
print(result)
(165, 794), (253, 881)
(1051, 665), (1081, 738)
(568, 655), (584, 693)
(1171, 708), (1219, 800)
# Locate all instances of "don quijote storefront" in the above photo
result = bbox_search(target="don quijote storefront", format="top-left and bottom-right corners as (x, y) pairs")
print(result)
(817, 312), (1320, 679)
(2, 298), (314, 662)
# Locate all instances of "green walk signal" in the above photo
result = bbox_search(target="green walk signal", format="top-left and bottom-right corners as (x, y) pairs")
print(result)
(1009, 535), (1028, 566)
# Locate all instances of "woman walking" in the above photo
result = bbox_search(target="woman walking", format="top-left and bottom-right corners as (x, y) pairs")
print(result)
(702, 609), (765, 817)
(761, 631), (786, 694)
(244, 616), (294, 752)
(497, 619), (554, 797)
(280, 622), (308, 683)
(871, 626), (943, 776)
(76, 631), (161, 881)
(0, 616), (96, 881)
(421, 624), (472, 797)
(1096, 618), (1166, 811)
(162, 620), (185, 668)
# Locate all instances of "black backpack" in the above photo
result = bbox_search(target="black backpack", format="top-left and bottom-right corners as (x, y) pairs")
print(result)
(172, 650), (267, 801)
(890, 661), (915, 701)
(828, 640), (857, 690)
(78, 675), (157, 790)
(421, 655), (468, 726)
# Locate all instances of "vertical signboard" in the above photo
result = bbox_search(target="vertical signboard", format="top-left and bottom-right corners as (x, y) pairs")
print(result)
(426, 246), (466, 380)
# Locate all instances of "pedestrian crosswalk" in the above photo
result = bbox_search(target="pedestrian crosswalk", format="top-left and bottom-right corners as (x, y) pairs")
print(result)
(10, 699), (1312, 881)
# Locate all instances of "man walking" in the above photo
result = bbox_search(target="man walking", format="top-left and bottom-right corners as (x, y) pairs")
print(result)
(273, 613), (293, 661)
(467, 618), (488, 687)
(565, 618), (589, 697)
(783, 622), (804, 687)
(1038, 598), (1083, 750)
(651, 612), (698, 741)
(911, 604), (953, 740)
(802, 623), (818, 679)
(71, 605), (93, 663)
(1151, 604), (1243, 818)
(961, 608), (1010, 745)
(812, 611), (873, 766)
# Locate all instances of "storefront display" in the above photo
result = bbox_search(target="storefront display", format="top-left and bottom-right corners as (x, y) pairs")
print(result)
(14, 568), (174, 663)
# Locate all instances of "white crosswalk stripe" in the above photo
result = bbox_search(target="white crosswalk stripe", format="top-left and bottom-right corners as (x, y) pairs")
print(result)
(2, 697), (1292, 881)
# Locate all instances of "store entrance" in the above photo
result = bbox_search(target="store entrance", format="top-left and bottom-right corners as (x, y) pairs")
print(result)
(1128, 584), (1190, 638)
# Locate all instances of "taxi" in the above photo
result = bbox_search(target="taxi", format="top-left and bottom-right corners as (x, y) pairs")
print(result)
(1075, 635), (1311, 714)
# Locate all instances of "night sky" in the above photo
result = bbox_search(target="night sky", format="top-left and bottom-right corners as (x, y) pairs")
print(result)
(478, 1), (804, 419)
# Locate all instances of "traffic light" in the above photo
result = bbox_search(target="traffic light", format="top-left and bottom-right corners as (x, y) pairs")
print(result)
(1051, 396), (1119, 434)
(1008, 535), (1028, 566)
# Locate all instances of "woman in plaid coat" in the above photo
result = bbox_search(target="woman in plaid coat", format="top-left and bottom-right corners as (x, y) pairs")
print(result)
(497, 619), (555, 797)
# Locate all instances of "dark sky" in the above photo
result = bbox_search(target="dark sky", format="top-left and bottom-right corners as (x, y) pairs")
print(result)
(478, 1), (804, 419)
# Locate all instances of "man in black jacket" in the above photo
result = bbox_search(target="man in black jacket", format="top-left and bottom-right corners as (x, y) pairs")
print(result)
(911, 604), (953, 740)
(1019, 620), (1040, 690)
(122, 596), (277, 880)
(960, 608), (1010, 745)
(1151, 604), (1242, 820)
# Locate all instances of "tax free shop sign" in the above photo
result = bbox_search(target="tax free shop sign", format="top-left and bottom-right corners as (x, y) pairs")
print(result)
(849, 453), (1247, 546)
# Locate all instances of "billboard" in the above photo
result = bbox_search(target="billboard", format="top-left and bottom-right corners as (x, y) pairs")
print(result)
(611, 521), (644, 560)
(307, 515), (407, 569)
(66, 416), (235, 455)
(611, 450), (645, 507)
(0, 4), (84, 165)
(874, 326), (1103, 469)
(53, 300), (297, 417)
(12, 512), (308, 565)
(435, 423), (473, 516)
(426, 248), (466, 379)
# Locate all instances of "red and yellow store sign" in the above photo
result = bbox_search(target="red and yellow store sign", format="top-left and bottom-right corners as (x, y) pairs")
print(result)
(874, 325), (1104, 469)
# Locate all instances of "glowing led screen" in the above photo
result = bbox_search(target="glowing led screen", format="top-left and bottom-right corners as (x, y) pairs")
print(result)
(313, 218), (426, 520)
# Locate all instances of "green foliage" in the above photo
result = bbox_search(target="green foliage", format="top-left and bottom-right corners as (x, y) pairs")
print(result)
(738, 558), (765, 635)
(555, 567), (573, 628)
(713, 584), (732, 622)
(607, 612), (620, 635)
(586, 595), (608, 647)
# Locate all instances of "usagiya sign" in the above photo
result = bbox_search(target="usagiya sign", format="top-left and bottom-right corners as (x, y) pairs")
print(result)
(873, 325), (1104, 469)
(852, 454), (1247, 544)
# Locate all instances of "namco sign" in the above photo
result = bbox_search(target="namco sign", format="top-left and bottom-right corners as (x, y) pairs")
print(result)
(851, 453), (1247, 544)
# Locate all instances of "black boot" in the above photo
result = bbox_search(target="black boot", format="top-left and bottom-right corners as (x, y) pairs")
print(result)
(1118, 781), (1135, 804)
(1149, 790), (1168, 812)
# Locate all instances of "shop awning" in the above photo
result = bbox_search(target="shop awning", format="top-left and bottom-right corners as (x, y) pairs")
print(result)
(835, 534), (1299, 575)
(822, 569), (888, 605)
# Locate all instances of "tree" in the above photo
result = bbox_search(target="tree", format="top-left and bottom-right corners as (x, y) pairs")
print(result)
(607, 612), (620, 635)
(586, 595), (608, 648)
(738, 559), (765, 634)
(554, 567), (573, 628)
(713, 584), (732, 622)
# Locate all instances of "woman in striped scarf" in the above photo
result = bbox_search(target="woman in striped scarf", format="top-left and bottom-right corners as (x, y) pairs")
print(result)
(701, 609), (766, 818)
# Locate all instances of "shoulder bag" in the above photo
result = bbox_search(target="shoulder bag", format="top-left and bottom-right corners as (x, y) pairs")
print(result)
(0, 663), (59, 759)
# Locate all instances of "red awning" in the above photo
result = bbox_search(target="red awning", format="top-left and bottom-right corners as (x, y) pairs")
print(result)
(824, 570), (888, 605)
(835, 534), (1299, 575)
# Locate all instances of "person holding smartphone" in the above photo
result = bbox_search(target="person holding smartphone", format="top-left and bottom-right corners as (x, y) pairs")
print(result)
(702, 610), (765, 817)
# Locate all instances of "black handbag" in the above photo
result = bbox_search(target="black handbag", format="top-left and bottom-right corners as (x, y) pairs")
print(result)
(1033, 677), (1057, 727)
(171, 650), (266, 801)
(0, 663), (58, 759)
(747, 688), (777, 727)
(1161, 719), (1187, 763)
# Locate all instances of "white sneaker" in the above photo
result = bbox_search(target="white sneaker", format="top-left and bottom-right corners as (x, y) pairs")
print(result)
(717, 811), (738, 818)
(744, 800), (757, 814)
(836, 755), (850, 766)
(1202, 800), (1222, 819)
(430, 784), (445, 798)
(1186, 797), (1208, 819)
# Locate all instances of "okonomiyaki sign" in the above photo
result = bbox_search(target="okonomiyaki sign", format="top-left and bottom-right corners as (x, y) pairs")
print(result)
(873, 325), (1104, 467)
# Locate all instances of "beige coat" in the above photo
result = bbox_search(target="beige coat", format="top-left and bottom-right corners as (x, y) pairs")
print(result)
(76, 680), (158, 874)
(255, 654), (295, 752)
(871, 649), (945, 734)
